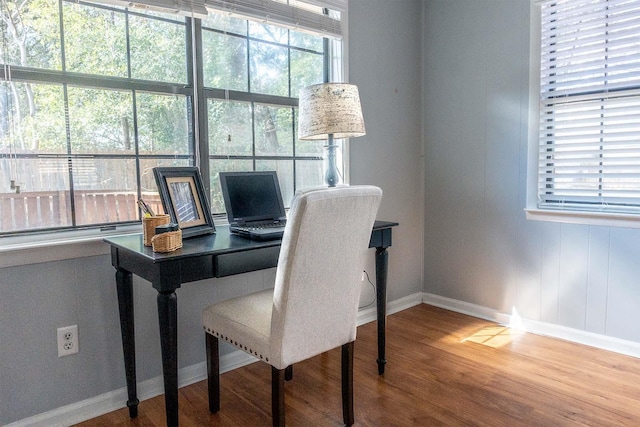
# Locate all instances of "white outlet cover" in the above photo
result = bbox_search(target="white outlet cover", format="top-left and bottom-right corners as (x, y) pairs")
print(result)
(57, 325), (79, 357)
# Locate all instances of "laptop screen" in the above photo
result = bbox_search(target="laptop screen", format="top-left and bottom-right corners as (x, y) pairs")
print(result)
(219, 171), (286, 224)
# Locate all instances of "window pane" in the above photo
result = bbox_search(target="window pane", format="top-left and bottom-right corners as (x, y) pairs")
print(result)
(294, 108), (323, 156)
(0, 158), (71, 232)
(67, 87), (133, 154)
(135, 8), (185, 23)
(295, 138), (324, 156)
(202, 13), (247, 35)
(63, 2), (127, 77)
(0, 82), (67, 154)
(129, 15), (187, 83)
(137, 93), (190, 155)
(250, 40), (289, 96)
(296, 159), (324, 191)
(0, 0), (62, 70)
(73, 158), (136, 225)
(208, 100), (253, 155)
(290, 49), (323, 99)
(203, 31), (248, 91)
(255, 104), (293, 156)
(249, 21), (288, 44)
(209, 159), (253, 214)
(72, 158), (194, 223)
(290, 29), (323, 51)
(256, 159), (293, 206)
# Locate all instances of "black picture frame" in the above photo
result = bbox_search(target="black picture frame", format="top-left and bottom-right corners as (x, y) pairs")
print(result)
(153, 166), (216, 238)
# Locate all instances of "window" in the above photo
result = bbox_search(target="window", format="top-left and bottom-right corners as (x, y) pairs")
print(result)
(0, 1), (193, 234)
(201, 12), (327, 213)
(0, 0), (344, 236)
(534, 0), (640, 216)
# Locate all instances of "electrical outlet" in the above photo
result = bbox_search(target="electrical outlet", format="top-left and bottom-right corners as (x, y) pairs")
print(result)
(57, 325), (79, 357)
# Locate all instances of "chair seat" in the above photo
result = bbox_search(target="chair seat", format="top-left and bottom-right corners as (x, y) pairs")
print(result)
(201, 185), (382, 426)
(202, 289), (274, 363)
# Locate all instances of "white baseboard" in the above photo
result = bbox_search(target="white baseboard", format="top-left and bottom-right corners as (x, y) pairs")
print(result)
(6, 293), (423, 427)
(356, 292), (423, 325)
(423, 292), (640, 360)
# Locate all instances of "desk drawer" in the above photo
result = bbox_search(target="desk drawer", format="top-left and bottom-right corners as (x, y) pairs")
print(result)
(215, 246), (280, 277)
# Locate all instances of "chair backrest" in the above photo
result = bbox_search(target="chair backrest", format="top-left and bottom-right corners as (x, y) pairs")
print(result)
(269, 185), (382, 368)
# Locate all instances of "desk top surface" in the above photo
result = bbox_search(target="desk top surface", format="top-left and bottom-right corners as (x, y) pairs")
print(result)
(105, 220), (398, 263)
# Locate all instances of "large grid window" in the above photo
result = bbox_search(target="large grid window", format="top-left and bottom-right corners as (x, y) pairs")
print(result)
(0, 0), (341, 235)
(202, 12), (326, 212)
(536, 0), (640, 214)
(0, 1), (193, 233)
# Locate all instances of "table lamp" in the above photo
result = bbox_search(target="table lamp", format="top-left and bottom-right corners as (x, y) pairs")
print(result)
(298, 83), (366, 187)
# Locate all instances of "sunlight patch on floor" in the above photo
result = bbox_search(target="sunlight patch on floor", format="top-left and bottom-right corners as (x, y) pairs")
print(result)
(462, 326), (525, 348)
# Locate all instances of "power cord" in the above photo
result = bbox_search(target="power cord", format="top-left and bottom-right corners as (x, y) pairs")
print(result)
(358, 270), (376, 309)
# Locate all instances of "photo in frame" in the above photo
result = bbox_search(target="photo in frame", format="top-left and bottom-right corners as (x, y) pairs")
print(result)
(153, 166), (216, 238)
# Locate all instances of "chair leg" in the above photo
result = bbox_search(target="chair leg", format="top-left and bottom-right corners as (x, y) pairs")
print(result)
(285, 365), (293, 381)
(205, 333), (220, 413)
(272, 366), (286, 427)
(341, 341), (355, 426)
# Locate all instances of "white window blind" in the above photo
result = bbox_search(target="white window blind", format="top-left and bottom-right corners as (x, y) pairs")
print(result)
(537, 0), (640, 214)
(88, 0), (208, 17)
(205, 0), (344, 38)
(87, 0), (343, 37)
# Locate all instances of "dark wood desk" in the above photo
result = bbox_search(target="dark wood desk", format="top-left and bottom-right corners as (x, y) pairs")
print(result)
(105, 220), (398, 426)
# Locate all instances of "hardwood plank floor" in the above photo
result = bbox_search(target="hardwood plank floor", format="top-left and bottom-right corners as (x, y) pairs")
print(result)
(74, 304), (640, 426)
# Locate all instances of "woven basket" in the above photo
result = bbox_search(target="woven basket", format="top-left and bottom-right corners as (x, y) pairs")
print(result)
(143, 214), (170, 246)
(151, 229), (183, 253)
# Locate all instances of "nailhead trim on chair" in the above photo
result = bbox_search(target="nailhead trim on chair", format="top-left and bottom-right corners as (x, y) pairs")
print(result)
(204, 327), (268, 362)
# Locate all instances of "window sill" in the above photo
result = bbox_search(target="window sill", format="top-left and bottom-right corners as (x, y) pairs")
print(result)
(525, 208), (640, 229)
(0, 225), (142, 269)
(0, 217), (233, 268)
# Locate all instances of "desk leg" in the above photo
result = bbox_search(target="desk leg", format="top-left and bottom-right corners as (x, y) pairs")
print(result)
(375, 247), (388, 375)
(157, 291), (179, 427)
(116, 268), (139, 418)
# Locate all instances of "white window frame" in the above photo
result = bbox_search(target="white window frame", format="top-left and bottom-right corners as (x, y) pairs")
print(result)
(526, 0), (640, 229)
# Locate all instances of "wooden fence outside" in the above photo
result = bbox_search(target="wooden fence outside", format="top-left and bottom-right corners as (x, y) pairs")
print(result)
(0, 191), (163, 232)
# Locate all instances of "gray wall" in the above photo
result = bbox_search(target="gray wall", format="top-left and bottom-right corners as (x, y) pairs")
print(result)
(0, 252), (278, 423)
(423, 0), (640, 343)
(0, 2), (425, 424)
(349, 0), (424, 303)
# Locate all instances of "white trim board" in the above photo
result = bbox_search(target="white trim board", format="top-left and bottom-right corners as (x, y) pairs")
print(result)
(6, 293), (423, 427)
(423, 293), (640, 360)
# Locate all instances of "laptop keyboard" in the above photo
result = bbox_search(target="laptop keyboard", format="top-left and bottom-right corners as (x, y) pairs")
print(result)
(235, 221), (285, 231)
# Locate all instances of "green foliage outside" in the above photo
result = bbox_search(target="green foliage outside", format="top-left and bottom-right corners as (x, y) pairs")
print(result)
(0, 0), (328, 232)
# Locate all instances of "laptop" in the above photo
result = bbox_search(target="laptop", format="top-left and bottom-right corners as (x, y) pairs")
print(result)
(219, 171), (287, 240)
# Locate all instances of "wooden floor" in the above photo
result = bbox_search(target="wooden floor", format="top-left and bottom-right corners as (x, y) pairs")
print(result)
(75, 304), (640, 426)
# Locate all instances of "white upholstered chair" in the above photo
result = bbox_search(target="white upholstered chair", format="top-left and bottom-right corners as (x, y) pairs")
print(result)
(201, 185), (382, 426)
